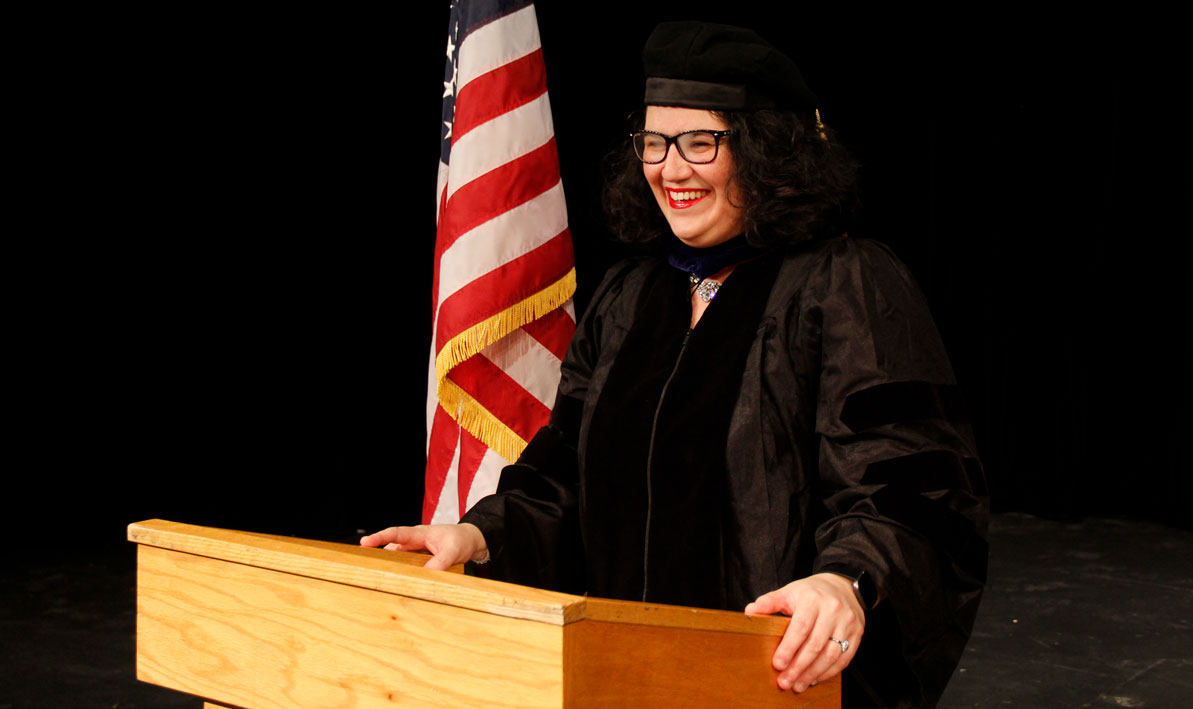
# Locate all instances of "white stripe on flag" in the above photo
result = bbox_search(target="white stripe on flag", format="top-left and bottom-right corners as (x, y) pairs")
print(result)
(455, 5), (541, 91)
(436, 180), (568, 306)
(428, 428), (463, 524)
(464, 447), (509, 513)
(481, 326), (565, 408)
(435, 160), (449, 220)
(445, 93), (556, 201)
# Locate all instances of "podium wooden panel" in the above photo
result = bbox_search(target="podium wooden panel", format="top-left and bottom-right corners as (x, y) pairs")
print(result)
(130, 519), (839, 708)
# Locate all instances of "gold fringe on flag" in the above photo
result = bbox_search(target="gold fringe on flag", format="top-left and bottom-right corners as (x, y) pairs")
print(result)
(434, 267), (576, 385)
(434, 267), (577, 462)
(437, 377), (527, 464)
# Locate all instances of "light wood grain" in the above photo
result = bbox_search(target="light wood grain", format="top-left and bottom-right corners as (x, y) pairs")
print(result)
(132, 521), (840, 708)
(139, 545), (565, 708)
(129, 519), (585, 625)
(582, 595), (791, 636)
(563, 619), (839, 708)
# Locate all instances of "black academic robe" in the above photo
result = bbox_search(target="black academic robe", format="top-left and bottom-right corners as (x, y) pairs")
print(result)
(463, 236), (988, 708)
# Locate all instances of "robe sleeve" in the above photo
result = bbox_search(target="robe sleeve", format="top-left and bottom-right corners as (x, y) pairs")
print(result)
(459, 260), (641, 594)
(807, 238), (989, 704)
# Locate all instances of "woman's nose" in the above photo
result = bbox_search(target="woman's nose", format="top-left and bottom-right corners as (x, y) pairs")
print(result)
(660, 145), (693, 181)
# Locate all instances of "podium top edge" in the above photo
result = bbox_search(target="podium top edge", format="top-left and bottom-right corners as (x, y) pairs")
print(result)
(128, 519), (585, 625)
(128, 519), (790, 636)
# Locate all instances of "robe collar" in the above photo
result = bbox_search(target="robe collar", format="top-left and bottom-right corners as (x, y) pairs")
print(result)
(666, 234), (762, 280)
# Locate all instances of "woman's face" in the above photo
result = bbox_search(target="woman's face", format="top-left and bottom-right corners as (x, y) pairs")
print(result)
(642, 106), (745, 249)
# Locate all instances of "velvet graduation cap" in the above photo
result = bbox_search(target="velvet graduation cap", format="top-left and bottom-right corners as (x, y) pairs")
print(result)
(642, 21), (819, 111)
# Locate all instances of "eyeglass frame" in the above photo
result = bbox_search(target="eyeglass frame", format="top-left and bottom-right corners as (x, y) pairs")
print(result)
(630, 129), (733, 165)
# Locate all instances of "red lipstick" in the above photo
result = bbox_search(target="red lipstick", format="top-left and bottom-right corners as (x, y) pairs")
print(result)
(666, 189), (710, 209)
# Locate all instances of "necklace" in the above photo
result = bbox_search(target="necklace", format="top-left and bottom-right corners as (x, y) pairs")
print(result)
(689, 274), (722, 303)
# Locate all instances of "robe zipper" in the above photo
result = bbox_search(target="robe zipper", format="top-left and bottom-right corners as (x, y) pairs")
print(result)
(642, 327), (693, 602)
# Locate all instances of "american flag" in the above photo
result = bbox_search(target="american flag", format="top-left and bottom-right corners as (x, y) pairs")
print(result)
(425, 0), (576, 524)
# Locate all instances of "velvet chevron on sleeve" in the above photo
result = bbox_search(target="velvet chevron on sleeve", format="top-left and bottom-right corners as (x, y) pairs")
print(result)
(804, 238), (988, 706)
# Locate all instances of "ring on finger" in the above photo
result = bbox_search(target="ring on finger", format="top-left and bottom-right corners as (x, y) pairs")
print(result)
(829, 637), (850, 653)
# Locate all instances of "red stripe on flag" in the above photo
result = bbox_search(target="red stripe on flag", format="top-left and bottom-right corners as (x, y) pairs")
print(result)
(452, 48), (547, 142)
(449, 354), (552, 444)
(521, 306), (574, 361)
(423, 405), (461, 524)
(435, 229), (574, 353)
(436, 138), (561, 257)
(456, 428), (489, 519)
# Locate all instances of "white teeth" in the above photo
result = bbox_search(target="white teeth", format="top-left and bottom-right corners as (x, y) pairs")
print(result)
(670, 190), (708, 201)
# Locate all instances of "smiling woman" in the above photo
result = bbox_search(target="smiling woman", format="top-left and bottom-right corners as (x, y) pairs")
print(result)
(604, 103), (858, 252)
(365, 21), (988, 709)
(639, 107), (744, 249)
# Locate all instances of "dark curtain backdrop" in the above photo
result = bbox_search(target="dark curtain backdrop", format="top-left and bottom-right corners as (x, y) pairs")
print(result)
(17, 5), (1188, 557)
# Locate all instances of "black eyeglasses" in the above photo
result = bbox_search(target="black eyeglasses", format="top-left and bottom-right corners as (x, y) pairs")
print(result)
(630, 129), (732, 164)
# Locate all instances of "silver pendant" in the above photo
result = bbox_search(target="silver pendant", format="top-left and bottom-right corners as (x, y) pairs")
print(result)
(690, 274), (722, 303)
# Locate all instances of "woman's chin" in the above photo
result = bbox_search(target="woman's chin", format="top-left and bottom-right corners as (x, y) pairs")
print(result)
(671, 231), (736, 249)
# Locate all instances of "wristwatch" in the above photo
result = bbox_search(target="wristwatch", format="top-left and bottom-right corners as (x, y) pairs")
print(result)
(819, 564), (880, 610)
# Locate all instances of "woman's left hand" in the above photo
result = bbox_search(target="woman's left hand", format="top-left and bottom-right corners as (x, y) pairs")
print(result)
(744, 572), (865, 693)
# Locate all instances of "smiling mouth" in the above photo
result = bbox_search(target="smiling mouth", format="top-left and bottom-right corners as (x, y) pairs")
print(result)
(667, 189), (710, 208)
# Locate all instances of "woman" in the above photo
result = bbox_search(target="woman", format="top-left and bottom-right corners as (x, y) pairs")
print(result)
(365, 22), (987, 707)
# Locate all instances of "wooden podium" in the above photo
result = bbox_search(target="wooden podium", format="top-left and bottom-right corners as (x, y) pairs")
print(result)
(129, 519), (839, 708)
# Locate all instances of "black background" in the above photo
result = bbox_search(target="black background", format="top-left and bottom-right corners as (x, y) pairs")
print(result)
(16, 4), (1189, 558)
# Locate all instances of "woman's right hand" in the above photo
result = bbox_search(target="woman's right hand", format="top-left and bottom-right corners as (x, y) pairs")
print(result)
(360, 523), (488, 571)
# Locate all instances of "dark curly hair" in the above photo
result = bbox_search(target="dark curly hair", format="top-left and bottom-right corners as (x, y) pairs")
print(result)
(603, 109), (859, 248)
